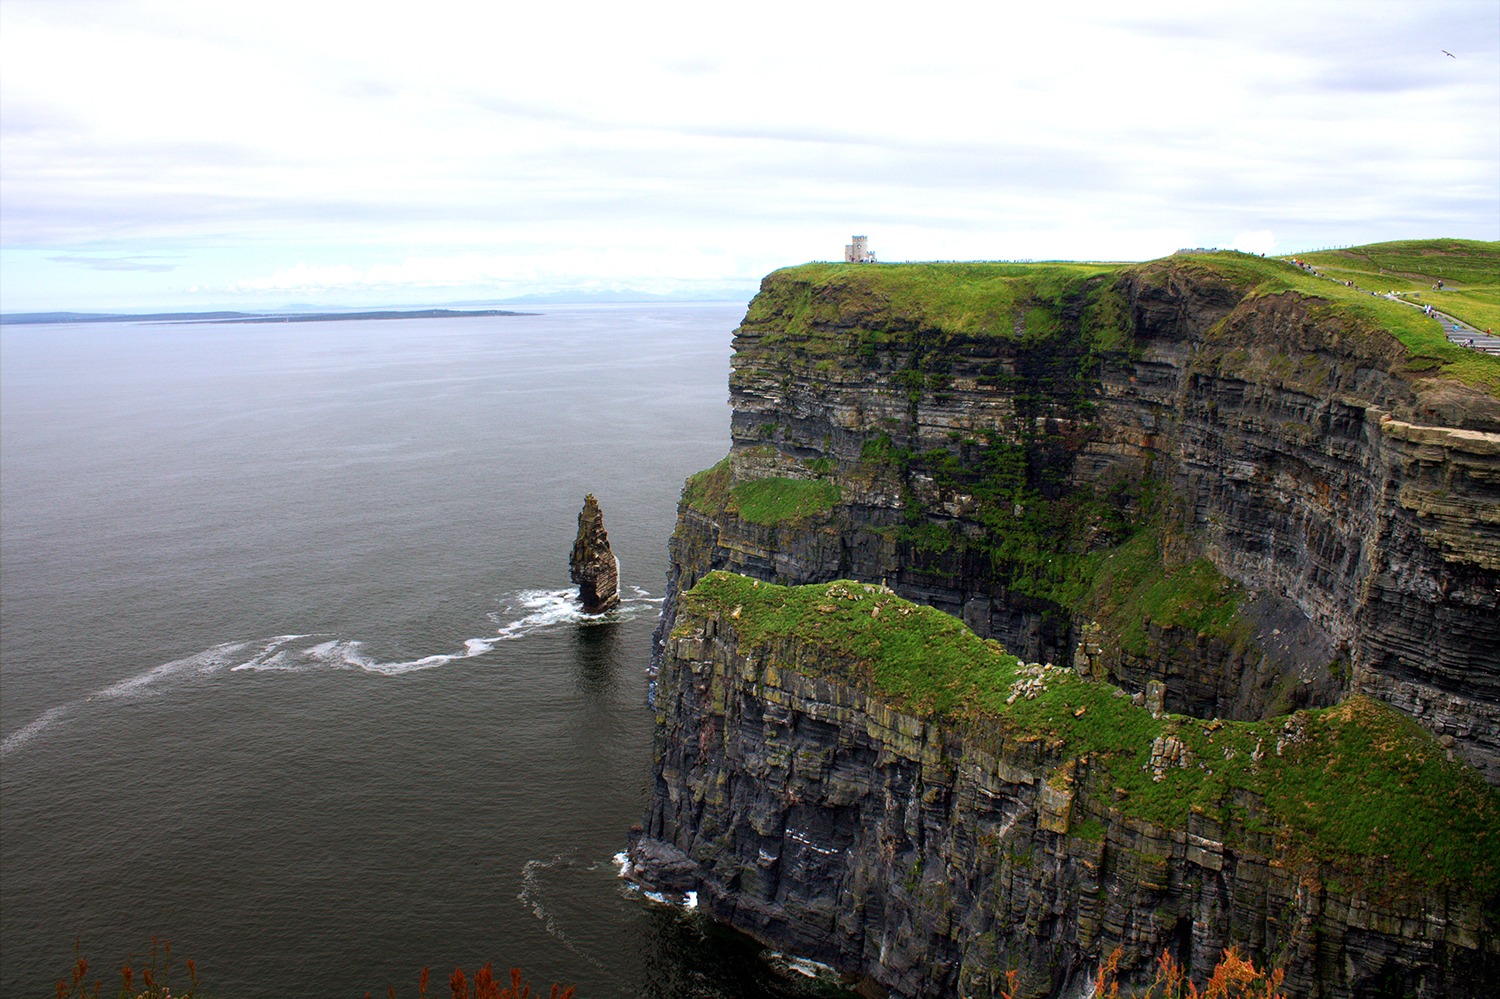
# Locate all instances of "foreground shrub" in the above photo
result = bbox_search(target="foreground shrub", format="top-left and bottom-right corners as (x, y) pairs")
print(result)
(998, 946), (1286, 999)
(56, 937), (197, 999)
(57, 943), (577, 999)
(446, 963), (575, 999)
(1090, 946), (1287, 999)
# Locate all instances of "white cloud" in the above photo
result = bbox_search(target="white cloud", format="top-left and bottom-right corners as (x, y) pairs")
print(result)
(1230, 231), (1278, 256)
(1, 0), (1496, 310)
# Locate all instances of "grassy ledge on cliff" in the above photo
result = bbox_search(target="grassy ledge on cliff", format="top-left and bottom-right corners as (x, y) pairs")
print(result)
(682, 455), (841, 526)
(677, 571), (1500, 899)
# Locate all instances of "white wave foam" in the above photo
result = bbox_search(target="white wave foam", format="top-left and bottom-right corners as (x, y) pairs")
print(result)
(4, 582), (663, 754)
(769, 953), (841, 982)
(1, 704), (72, 758)
(110, 585), (652, 685)
(495, 588), (587, 639)
(97, 640), (256, 698)
(633, 886), (703, 912)
(363, 652), (457, 675)
(517, 855), (608, 971)
(303, 639), (339, 657)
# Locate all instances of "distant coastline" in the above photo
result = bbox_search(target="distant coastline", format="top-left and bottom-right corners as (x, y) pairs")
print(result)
(0, 308), (531, 326)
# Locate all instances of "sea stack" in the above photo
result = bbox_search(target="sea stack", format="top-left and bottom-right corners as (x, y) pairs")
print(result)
(569, 493), (620, 613)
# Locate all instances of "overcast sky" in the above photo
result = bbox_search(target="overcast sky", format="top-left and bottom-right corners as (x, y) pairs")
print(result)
(2, 0), (1496, 312)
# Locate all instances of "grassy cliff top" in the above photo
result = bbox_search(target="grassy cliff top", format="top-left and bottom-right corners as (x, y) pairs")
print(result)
(679, 571), (1500, 897)
(745, 260), (1122, 337)
(746, 243), (1500, 394)
(1137, 244), (1500, 393)
(1286, 238), (1500, 328)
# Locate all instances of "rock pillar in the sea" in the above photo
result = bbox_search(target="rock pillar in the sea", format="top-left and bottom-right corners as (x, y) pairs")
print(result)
(570, 493), (620, 613)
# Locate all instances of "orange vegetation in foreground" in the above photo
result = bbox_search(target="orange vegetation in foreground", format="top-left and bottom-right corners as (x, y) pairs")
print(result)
(999, 946), (1287, 999)
(55, 940), (576, 999)
(59, 936), (1281, 999)
(446, 963), (576, 999)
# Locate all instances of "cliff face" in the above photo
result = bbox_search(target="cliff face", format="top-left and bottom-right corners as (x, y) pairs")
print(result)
(651, 258), (1500, 778)
(633, 253), (1500, 997)
(630, 576), (1499, 999)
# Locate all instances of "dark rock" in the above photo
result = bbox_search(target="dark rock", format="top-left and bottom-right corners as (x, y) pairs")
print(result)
(570, 493), (619, 613)
(631, 605), (1499, 999)
(652, 263), (1500, 778)
(634, 257), (1500, 997)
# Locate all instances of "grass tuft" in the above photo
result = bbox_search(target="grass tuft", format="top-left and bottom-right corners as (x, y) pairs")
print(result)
(680, 457), (840, 526)
(728, 477), (841, 525)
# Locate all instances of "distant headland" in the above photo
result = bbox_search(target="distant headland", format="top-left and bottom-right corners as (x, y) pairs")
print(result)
(0, 308), (530, 326)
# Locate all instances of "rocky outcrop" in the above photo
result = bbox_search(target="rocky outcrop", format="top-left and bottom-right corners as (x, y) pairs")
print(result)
(570, 493), (619, 613)
(630, 581), (1499, 998)
(632, 253), (1500, 998)
(649, 258), (1500, 779)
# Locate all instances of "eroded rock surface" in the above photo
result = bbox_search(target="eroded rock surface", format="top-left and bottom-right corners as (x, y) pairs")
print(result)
(651, 260), (1500, 778)
(630, 595), (1498, 998)
(570, 493), (619, 613)
(633, 255), (1500, 998)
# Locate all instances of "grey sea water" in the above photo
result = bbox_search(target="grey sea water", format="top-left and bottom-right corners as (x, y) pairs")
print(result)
(0, 306), (841, 998)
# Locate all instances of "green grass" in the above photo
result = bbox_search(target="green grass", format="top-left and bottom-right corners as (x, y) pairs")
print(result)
(729, 477), (841, 525)
(681, 456), (732, 516)
(1149, 250), (1500, 394)
(1083, 527), (1245, 656)
(1286, 239), (1500, 336)
(678, 572), (1500, 896)
(747, 247), (1499, 394)
(1290, 239), (1499, 287)
(745, 261), (1123, 340)
(679, 456), (840, 526)
(741, 247), (1500, 394)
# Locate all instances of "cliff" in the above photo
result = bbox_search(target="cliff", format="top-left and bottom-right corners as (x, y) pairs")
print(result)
(631, 245), (1500, 996)
(651, 250), (1500, 777)
(631, 573), (1499, 998)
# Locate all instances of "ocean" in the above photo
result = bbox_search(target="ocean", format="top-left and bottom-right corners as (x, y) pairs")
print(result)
(0, 305), (844, 998)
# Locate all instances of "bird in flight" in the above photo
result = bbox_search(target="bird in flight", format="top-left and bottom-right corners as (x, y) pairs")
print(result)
(1442, 49), (1456, 58)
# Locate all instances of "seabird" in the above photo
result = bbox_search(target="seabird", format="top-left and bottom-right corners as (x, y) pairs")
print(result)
(1442, 49), (1456, 58)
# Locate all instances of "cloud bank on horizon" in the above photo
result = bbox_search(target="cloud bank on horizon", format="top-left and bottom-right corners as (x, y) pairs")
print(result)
(1, 0), (1496, 311)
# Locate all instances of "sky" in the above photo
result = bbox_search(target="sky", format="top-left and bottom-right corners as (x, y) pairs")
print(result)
(1, 0), (1497, 312)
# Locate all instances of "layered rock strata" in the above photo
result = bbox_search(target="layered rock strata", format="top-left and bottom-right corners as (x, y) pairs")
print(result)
(633, 254), (1500, 998)
(650, 259), (1500, 779)
(630, 582), (1499, 999)
(570, 492), (620, 613)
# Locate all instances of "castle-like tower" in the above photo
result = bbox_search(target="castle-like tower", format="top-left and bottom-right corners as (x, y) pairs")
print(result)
(844, 235), (875, 263)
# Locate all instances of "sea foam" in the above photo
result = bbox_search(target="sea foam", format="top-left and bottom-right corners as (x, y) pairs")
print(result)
(1, 585), (658, 753)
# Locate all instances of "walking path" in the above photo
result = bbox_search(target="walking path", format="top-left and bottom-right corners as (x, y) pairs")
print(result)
(1429, 311), (1500, 355)
(1287, 258), (1498, 355)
